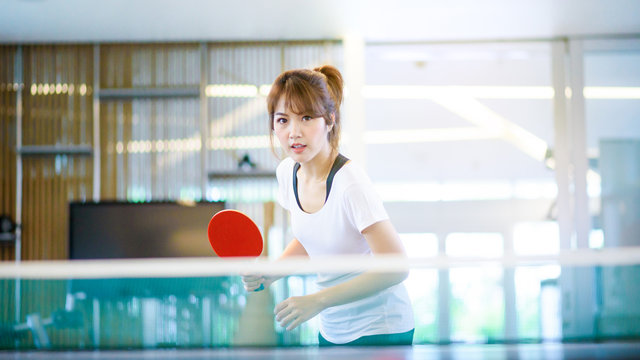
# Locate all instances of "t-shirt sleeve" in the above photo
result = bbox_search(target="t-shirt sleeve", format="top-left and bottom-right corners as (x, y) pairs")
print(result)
(343, 181), (389, 233)
(275, 159), (291, 210)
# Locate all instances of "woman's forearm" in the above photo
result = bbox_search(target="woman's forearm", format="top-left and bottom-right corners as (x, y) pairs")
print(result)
(272, 220), (410, 330)
(313, 269), (409, 309)
(269, 238), (309, 284)
(310, 219), (410, 308)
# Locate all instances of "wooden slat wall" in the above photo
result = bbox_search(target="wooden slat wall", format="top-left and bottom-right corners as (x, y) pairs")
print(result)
(15, 45), (94, 348)
(208, 42), (281, 178)
(99, 41), (342, 203)
(0, 45), (17, 350)
(0, 46), (17, 261)
(21, 45), (94, 260)
(100, 44), (201, 201)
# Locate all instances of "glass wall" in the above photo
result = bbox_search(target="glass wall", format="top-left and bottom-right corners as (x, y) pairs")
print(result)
(583, 38), (640, 339)
(365, 41), (558, 342)
(583, 39), (640, 249)
(401, 233), (439, 342)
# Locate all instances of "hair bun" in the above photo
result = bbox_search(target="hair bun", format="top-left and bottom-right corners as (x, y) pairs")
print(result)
(314, 65), (343, 106)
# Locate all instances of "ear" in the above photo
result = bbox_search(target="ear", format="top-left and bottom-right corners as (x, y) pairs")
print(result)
(327, 113), (336, 131)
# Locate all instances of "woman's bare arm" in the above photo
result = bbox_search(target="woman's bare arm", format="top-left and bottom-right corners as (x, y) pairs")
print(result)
(274, 220), (409, 330)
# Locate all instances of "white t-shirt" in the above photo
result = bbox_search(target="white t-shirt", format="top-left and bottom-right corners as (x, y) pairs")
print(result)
(276, 156), (414, 344)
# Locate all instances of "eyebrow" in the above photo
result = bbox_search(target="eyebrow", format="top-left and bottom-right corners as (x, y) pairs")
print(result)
(274, 112), (289, 116)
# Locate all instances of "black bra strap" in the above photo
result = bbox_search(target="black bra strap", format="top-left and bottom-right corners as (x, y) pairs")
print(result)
(325, 154), (349, 201)
(293, 153), (350, 211)
(293, 162), (302, 211)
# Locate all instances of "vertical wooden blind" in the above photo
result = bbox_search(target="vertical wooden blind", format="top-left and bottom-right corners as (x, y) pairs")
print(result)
(0, 46), (18, 350)
(0, 46), (17, 261)
(0, 44), (95, 349)
(21, 45), (94, 261)
(100, 44), (201, 201)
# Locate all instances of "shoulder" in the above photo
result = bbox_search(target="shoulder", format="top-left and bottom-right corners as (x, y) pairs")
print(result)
(276, 157), (295, 181)
(275, 157), (295, 209)
(334, 159), (372, 189)
(333, 159), (388, 231)
(332, 159), (380, 203)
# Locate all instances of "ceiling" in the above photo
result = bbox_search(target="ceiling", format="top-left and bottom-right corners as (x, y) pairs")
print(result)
(1, 0), (640, 43)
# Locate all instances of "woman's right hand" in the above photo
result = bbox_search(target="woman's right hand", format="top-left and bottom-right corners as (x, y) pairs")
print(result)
(241, 274), (271, 292)
(241, 239), (306, 292)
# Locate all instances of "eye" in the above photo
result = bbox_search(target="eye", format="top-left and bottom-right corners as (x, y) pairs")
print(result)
(302, 115), (312, 121)
(275, 117), (287, 124)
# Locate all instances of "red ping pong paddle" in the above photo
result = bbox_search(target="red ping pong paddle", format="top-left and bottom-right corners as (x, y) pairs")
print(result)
(207, 209), (264, 291)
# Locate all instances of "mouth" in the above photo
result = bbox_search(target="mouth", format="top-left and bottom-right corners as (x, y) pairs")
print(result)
(290, 143), (306, 153)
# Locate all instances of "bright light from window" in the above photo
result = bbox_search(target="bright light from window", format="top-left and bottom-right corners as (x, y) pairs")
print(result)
(375, 180), (557, 202)
(399, 233), (438, 257)
(513, 222), (559, 255)
(259, 85), (271, 96)
(362, 85), (640, 100)
(441, 181), (513, 201)
(447, 232), (504, 342)
(360, 85), (637, 163)
(399, 232), (439, 342)
(587, 170), (602, 198)
(589, 229), (604, 249)
(116, 142), (124, 154)
(375, 182), (441, 202)
(28, 83), (98, 96)
(115, 137), (203, 154)
(513, 180), (558, 199)
(446, 233), (503, 257)
(208, 135), (271, 150)
(515, 265), (561, 340)
(364, 127), (499, 144)
(206, 84), (258, 97)
(584, 86), (640, 99)
(363, 85), (555, 99)
(206, 187), (222, 202)
(565, 86), (573, 99)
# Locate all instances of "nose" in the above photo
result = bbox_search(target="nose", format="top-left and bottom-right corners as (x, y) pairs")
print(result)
(289, 119), (302, 139)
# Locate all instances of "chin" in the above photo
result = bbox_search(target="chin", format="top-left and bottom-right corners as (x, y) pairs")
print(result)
(289, 151), (311, 163)
(289, 153), (306, 162)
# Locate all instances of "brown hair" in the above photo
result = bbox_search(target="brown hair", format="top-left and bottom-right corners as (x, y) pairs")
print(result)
(267, 65), (343, 153)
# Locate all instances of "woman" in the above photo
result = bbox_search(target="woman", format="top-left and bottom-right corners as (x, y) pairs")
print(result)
(242, 65), (414, 346)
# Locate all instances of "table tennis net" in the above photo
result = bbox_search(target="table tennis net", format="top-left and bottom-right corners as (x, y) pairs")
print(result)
(1, 249), (640, 350)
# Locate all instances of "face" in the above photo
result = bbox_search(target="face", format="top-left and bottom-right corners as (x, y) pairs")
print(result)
(273, 97), (333, 164)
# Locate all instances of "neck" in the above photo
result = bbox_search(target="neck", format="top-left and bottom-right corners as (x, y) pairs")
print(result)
(298, 146), (336, 181)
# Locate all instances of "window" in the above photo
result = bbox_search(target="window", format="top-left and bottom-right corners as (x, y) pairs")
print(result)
(446, 233), (504, 342)
(400, 233), (439, 342)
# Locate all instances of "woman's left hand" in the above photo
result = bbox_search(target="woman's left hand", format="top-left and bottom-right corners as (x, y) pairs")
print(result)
(274, 294), (324, 331)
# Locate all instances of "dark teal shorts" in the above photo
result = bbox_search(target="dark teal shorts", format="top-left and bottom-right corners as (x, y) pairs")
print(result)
(318, 329), (414, 346)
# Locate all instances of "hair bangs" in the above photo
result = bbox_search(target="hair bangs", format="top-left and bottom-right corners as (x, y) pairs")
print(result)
(281, 76), (326, 118)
